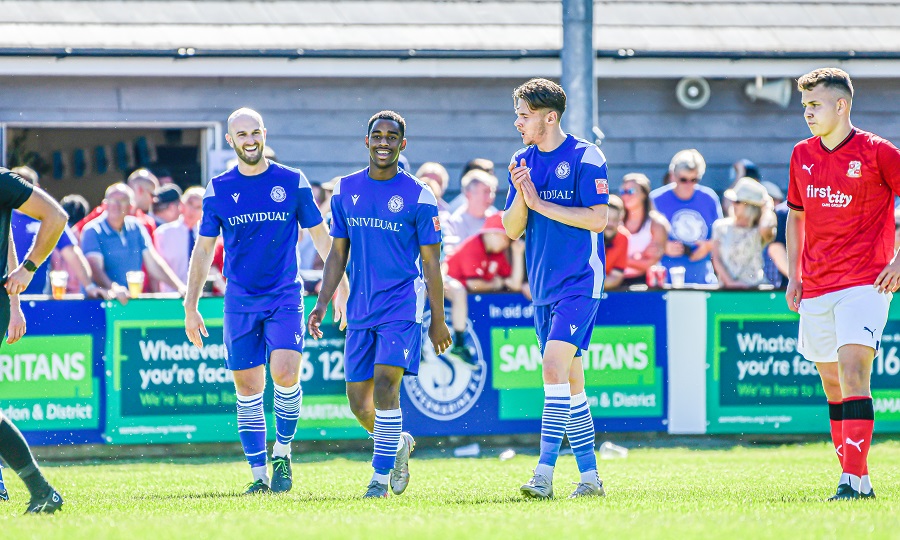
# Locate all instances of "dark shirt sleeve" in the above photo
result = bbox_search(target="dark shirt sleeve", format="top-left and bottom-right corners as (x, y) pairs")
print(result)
(0, 169), (35, 210)
(773, 205), (789, 245)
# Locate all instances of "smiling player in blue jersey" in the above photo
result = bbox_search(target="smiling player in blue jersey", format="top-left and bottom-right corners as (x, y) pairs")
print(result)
(502, 79), (610, 499)
(309, 110), (452, 499)
(184, 108), (348, 495)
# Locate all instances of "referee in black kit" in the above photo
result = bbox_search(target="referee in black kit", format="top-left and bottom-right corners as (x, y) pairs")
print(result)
(0, 166), (67, 513)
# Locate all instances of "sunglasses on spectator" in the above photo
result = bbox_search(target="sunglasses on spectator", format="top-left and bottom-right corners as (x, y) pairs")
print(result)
(619, 188), (637, 195)
(678, 176), (700, 184)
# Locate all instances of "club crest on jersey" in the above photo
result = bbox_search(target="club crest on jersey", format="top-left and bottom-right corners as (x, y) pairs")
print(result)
(270, 186), (286, 203)
(432, 216), (441, 231)
(555, 162), (571, 179)
(388, 195), (404, 213)
(847, 161), (862, 178)
(595, 179), (609, 195)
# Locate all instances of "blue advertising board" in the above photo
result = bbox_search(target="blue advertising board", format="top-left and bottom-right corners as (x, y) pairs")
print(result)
(400, 292), (669, 436)
(3, 299), (106, 445)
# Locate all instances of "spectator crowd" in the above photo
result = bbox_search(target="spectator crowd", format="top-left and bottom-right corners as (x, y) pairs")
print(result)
(9, 146), (804, 311)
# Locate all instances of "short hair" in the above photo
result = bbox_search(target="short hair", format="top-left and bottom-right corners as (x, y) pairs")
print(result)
(227, 107), (265, 132)
(461, 169), (498, 192)
(668, 149), (707, 179)
(461, 158), (495, 178)
(367, 110), (406, 139)
(797, 68), (854, 100)
(513, 78), (566, 120)
(10, 166), (38, 185)
(415, 162), (450, 191)
(105, 182), (135, 204)
(607, 194), (625, 215)
(182, 186), (205, 203)
(61, 194), (89, 226)
(127, 168), (160, 191)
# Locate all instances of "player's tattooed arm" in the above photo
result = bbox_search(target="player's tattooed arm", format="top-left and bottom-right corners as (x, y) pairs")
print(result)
(309, 237), (350, 339)
(420, 242), (452, 355)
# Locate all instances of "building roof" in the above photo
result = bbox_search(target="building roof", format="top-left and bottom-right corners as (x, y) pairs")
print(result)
(3, 0), (899, 55)
(2, 0), (899, 77)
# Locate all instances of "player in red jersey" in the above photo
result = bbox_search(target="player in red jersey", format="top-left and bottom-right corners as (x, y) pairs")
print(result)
(786, 68), (900, 500)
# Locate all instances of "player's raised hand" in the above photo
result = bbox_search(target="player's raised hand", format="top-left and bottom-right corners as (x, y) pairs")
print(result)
(517, 172), (541, 210)
(785, 278), (802, 312)
(429, 318), (453, 355)
(308, 302), (327, 339)
(184, 308), (208, 349)
(508, 158), (531, 188)
(874, 258), (900, 294)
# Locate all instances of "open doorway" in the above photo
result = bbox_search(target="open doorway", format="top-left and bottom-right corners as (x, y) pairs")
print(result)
(2, 124), (217, 206)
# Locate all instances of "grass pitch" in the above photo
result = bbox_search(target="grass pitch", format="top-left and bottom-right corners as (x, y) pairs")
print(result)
(2, 441), (900, 540)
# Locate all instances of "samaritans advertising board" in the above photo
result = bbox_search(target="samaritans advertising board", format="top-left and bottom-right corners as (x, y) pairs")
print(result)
(492, 324), (662, 421)
(0, 299), (105, 444)
(707, 293), (900, 434)
(105, 297), (359, 444)
(407, 292), (668, 435)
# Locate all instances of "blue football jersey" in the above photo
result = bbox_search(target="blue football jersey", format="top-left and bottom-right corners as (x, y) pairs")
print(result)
(504, 134), (609, 305)
(330, 168), (442, 329)
(199, 162), (323, 312)
(650, 183), (723, 285)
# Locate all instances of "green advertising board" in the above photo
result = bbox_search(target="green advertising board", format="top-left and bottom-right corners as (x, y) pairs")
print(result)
(105, 297), (360, 444)
(707, 292), (900, 434)
(0, 334), (99, 432)
(492, 325), (663, 420)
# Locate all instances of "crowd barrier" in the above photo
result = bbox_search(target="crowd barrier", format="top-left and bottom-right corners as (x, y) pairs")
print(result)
(2, 291), (898, 446)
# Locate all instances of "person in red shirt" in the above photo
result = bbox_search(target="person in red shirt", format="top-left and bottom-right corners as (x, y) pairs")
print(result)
(75, 168), (158, 239)
(446, 213), (525, 293)
(786, 68), (900, 500)
(603, 195), (630, 290)
(76, 168), (159, 291)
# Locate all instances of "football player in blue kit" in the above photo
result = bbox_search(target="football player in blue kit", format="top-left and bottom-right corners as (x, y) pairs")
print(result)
(308, 111), (453, 499)
(502, 79), (610, 499)
(184, 108), (348, 494)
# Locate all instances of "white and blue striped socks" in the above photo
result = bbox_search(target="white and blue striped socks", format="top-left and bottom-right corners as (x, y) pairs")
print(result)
(535, 383), (571, 478)
(273, 382), (302, 458)
(567, 392), (599, 483)
(372, 408), (403, 483)
(236, 392), (268, 484)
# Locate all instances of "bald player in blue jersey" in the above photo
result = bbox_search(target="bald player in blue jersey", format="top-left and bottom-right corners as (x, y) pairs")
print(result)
(184, 108), (348, 495)
(309, 110), (452, 499)
(503, 79), (610, 500)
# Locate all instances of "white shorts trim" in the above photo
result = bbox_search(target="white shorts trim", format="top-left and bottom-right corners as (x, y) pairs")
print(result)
(797, 285), (892, 363)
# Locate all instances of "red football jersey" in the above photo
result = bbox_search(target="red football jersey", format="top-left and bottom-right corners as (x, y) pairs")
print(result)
(787, 129), (900, 298)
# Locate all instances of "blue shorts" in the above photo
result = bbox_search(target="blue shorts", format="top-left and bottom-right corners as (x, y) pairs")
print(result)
(344, 320), (422, 383)
(534, 295), (601, 357)
(223, 304), (304, 371)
